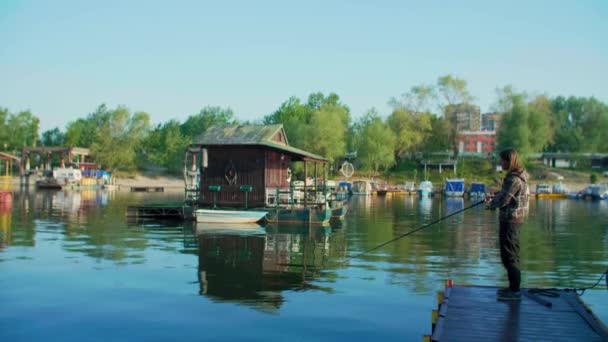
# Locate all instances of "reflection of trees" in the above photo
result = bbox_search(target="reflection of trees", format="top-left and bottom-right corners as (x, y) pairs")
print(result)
(197, 223), (347, 313)
(8, 190), (192, 263)
(0, 201), (12, 249)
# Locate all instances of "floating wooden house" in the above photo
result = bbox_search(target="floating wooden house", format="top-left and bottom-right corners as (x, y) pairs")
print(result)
(185, 124), (339, 225)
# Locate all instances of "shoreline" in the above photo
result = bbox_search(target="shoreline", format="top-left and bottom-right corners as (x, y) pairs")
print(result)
(1, 174), (596, 193)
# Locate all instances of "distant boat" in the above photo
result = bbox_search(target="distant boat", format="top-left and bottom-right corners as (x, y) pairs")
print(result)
(404, 181), (416, 194)
(352, 180), (372, 195)
(417, 181), (434, 197)
(469, 182), (486, 198)
(444, 178), (465, 197)
(581, 184), (608, 200)
(535, 183), (567, 199)
(195, 209), (268, 223)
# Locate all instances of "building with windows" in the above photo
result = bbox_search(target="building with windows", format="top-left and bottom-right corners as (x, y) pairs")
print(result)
(444, 103), (481, 132)
(457, 131), (496, 156)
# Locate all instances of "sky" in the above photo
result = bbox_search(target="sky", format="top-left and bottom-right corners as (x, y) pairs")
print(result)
(1, 0), (607, 132)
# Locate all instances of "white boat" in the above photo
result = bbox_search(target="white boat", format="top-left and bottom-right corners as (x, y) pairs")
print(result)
(195, 209), (268, 223)
(352, 180), (372, 195)
(417, 181), (434, 197)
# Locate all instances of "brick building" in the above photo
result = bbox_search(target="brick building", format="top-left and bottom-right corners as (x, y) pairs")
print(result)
(457, 131), (496, 156)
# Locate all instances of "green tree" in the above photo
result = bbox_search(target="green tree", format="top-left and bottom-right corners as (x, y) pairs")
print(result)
(436, 74), (473, 110)
(181, 106), (236, 142)
(40, 127), (66, 146)
(306, 104), (348, 164)
(422, 115), (450, 153)
(65, 104), (111, 147)
(89, 106), (151, 171)
(387, 108), (432, 162)
(389, 85), (435, 114)
(143, 120), (190, 173)
(7, 110), (40, 149)
(353, 109), (396, 175)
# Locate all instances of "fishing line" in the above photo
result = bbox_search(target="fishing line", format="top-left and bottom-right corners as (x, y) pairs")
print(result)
(352, 199), (485, 259)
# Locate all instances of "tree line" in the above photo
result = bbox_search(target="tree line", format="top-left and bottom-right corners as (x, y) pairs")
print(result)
(1, 74), (607, 174)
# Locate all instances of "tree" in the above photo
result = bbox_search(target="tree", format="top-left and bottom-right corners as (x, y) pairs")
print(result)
(40, 127), (66, 146)
(306, 104), (348, 164)
(436, 75), (473, 110)
(495, 89), (553, 155)
(421, 115), (450, 153)
(388, 84), (435, 114)
(143, 120), (190, 173)
(89, 106), (151, 171)
(353, 109), (396, 175)
(7, 110), (40, 149)
(181, 106), (236, 142)
(387, 108), (432, 162)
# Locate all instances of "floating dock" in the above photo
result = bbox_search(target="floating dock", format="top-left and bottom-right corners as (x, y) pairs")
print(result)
(130, 186), (164, 192)
(126, 202), (191, 219)
(426, 282), (608, 341)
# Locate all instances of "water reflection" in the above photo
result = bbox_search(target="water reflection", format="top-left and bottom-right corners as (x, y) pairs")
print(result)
(0, 198), (11, 249)
(196, 222), (347, 312)
(417, 196), (432, 218)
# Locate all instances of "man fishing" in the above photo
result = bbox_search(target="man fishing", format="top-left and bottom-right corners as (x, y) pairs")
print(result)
(485, 148), (529, 301)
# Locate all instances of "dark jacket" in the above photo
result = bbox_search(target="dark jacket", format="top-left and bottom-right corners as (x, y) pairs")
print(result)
(489, 169), (529, 223)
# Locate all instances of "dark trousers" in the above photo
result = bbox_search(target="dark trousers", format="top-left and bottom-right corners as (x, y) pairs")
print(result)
(499, 220), (521, 292)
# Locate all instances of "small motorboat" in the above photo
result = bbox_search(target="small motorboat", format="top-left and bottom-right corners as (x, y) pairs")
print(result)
(195, 209), (268, 223)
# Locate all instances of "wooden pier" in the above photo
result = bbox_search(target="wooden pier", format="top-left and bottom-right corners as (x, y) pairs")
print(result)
(130, 186), (164, 192)
(426, 282), (608, 341)
(126, 203), (192, 219)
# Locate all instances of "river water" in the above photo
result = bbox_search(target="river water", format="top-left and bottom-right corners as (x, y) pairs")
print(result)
(1, 190), (606, 341)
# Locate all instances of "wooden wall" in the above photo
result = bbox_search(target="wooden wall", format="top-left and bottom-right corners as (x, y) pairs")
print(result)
(199, 146), (266, 208)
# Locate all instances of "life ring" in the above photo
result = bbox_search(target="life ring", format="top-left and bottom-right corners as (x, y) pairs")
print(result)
(225, 160), (237, 185)
(340, 161), (354, 178)
(286, 167), (292, 183)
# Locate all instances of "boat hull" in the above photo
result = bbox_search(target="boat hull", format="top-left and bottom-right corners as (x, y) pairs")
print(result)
(195, 209), (268, 223)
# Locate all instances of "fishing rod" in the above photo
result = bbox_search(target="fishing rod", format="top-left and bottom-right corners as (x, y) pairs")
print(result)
(353, 199), (485, 258)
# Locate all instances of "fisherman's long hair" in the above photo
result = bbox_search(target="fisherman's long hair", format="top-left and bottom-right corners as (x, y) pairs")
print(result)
(499, 148), (524, 173)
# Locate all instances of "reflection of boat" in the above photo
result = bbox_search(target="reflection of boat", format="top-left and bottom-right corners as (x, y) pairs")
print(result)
(195, 209), (268, 223)
(445, 197), (464, 214)
(329, 200), (348, 220)
(418, 196), (432, 216)
(417, 181), (434, 197)
(469, 182), (486, 198)
(444, 178), (464, 197)
(195, 222), (266, 235)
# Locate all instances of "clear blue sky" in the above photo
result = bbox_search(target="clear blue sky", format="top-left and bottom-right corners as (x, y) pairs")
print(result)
(1, 0), (607, 131)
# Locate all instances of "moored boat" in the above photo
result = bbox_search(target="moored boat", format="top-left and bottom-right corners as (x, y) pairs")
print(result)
(469, 182), (486, 198)
(418, 180), (434, 197)
(535, 183), (567, 199)
(195, 209), (268, 223)
(581, 184), (608, 200)
(352, 180), (372, 195)
(444, 178), (464, 197)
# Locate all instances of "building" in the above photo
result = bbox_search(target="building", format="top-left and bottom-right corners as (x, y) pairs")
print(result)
(444, 103), (481, 132)
(457, 131), (497, 156)
(481, 112), (501, 131)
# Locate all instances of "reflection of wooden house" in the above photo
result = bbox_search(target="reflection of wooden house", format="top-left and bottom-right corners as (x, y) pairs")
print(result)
(187, 124), (335, 225)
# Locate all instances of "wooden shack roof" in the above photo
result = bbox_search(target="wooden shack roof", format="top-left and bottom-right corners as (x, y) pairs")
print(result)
(0, 152), (20, 161)
(192, 124), (327, 162)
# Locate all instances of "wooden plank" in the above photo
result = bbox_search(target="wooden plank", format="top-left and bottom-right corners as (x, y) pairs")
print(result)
(430, 285), (606, 342)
